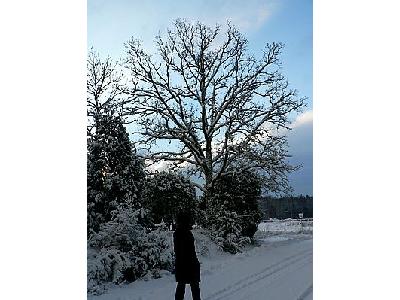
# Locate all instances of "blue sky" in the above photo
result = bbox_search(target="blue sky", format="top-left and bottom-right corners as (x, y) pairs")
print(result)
(88, 0), (313, 195)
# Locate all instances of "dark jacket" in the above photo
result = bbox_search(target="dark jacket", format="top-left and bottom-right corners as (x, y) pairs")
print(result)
(173, 228), (200, 283)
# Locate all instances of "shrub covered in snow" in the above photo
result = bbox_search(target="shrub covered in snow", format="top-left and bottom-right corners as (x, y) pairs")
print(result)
(207, 206), (251, 254)
(87, 207), (174, 294)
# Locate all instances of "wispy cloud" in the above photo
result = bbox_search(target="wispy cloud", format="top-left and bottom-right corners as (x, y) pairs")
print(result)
(171, 0), (278, 33)
(88, 0), (279, 56)
(220, 1), (276, 32)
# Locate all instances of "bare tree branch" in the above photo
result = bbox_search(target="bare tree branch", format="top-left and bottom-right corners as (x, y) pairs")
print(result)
(123, 20), (306, 199)
(87, 49), (138, 137)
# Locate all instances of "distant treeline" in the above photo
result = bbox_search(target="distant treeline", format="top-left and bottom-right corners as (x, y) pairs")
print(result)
(258, 195), (313, 220)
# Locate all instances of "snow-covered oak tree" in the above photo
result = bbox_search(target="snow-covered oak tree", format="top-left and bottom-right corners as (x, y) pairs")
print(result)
(124, 20), (305, 206)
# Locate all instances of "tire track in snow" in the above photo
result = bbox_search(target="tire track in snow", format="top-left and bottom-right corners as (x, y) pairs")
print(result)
(297, 284), (313, 300)
(236, 256), (313, 300)
(204, 249), (312, 300)
(210, 253), (312, 300)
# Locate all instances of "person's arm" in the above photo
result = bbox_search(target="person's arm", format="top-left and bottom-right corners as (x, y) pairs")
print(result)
(189, 231), (199, 263)
(174, 231), (183, 260)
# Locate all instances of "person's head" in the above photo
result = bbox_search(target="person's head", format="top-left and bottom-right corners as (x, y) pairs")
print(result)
(175, 211), (193, 230)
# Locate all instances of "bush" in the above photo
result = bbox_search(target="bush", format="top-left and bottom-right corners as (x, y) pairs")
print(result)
(208, 205), (251, 254)
(87, 207), (173, 294)
(210, 169), (263, 239)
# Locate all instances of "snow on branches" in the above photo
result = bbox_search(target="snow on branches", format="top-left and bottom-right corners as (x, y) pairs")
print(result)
(124, 20), (305, 197)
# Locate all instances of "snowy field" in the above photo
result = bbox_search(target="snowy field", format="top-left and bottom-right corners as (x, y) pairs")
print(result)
(88, 220), (313, 300)
(257, 219), (313, 234)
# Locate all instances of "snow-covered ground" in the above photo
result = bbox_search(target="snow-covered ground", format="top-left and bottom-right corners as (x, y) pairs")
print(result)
(89, 220), (313, 300)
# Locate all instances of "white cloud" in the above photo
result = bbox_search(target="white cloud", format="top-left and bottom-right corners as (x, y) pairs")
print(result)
(146, 160), (170, 172)
(291, 110), (313, 129)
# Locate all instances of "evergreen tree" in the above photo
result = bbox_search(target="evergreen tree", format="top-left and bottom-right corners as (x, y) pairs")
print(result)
(143, 171), (197, 228)
(87, 114), (145, 235)
(209, 169), (263, 240)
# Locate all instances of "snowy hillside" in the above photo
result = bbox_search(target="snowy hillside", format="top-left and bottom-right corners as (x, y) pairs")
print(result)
(88, 220), (313, 300)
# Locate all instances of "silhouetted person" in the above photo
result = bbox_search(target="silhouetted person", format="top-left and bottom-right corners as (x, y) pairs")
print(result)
(173, 212), (201, 300)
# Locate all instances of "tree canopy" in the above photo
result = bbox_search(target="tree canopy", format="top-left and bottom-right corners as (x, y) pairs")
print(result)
(124, 20), (305, 200)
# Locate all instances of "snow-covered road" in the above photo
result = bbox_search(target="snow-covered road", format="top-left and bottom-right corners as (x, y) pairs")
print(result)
(89, 234), (312, 300)
(203, 236), (312, 300)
